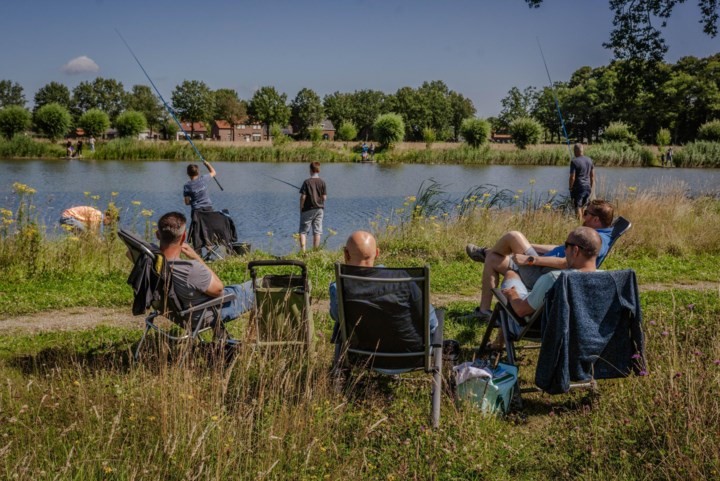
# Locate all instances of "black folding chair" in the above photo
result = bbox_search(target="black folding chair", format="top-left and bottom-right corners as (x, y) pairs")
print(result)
(333, 263), (445, 428)
(188, 209), (240, 261)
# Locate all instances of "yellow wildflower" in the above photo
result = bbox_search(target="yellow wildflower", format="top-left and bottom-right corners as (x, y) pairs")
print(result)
(0, 208), (12, 218)
(549, 189), (557, 195)
(131, 200), (142, 206)
(529, 179), (536, 185)
(266, 231), (273, 237)
(628, 186), (638, 192)
(141, 209), (153, 218)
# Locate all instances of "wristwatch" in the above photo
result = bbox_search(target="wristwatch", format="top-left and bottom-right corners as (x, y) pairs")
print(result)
(527, 256), (536, 266)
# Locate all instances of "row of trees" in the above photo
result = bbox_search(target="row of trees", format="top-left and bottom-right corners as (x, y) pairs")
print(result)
(494, 53), (720, 144)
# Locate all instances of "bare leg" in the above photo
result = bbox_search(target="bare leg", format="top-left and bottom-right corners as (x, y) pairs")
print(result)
(299, 234), (307, 252)
(490, 231), (533, 257)
(480, 251), (511, 311)
(313, 234), (321, 249)
(576, 206), (583, 222)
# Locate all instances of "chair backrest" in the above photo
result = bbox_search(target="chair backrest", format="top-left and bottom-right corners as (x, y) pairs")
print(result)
(335, 263), (431, 371)
(597, 216), (632, 268)
(189, 209), (238, 249)
(249, 260), (313, 346)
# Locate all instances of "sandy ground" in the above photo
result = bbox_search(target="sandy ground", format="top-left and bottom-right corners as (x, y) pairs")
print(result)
(0, 282), (716, 335)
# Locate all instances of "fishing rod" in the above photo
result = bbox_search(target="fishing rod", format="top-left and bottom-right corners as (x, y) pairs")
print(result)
(536, 37), (573, 161)
(260, 173), (301, 190)
(115, 29), (224, 191)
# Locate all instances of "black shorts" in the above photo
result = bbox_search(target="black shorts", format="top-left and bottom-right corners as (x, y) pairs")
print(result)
(571, 188), (591, 208)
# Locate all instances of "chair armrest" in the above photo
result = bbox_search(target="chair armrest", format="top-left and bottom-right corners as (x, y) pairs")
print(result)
(491, 288), (534, 326)
(430, 308), (445, 347)
(178, 292), (236, 317)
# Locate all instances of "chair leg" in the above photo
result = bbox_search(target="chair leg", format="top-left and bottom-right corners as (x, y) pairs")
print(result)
(477, 308), (499, 357)
(431, 345), (442, 428)
(134, 324), (151, 362)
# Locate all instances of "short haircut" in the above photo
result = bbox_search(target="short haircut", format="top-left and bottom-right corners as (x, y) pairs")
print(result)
(157, 211), (187, 244)
(574, 143), (584, 155)
(568, 226), (601, 258)
(588, 199), (614, 227)
(310, 161), (321, 173)
(187, 164), (199, 177)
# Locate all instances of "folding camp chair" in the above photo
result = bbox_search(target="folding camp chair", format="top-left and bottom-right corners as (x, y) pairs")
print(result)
(119, 229), (240, 362)
(598, 216), (632, 267)
(188, 209), (245, 261)
(248, 260), (314, 349)
(478, 270), (644, 404)
(333, 263), (445, 428)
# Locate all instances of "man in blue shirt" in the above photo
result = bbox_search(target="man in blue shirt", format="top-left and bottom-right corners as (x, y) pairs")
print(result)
(466, 199), (614, 320)
(183, 161), (217, 213)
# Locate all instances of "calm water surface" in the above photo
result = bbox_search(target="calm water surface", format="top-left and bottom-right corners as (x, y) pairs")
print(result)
(2, 160), (719, 254)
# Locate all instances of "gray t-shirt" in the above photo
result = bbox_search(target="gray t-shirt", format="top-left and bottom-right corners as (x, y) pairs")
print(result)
(167, 259), (213, 310)
(183, 174), (213, 211)
(526, 270), (566, 311)
(570, 155), (594, 191)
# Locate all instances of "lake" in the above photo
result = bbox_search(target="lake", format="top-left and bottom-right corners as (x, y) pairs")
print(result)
(2, 159), (719, 254)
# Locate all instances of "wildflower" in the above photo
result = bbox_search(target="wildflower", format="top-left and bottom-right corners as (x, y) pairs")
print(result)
(529, 179), (536, 185)
(483, 193), (490, 198)
(513, 195), (519, 200)
(544, 204), (552, 210)
(661, 331), (669, 336)
(211, 415), (219, 421)
(292, 233), (300, 239)
(90, 195), (100, 201)
(686, 303), (696, 311)
(2, 218), (14, 226)
(84, 191), (91, 197)
(12, 182), (36, 195)
(140, 209), (153, 218)
(674, 372), (682, 379)
(111, 192), (119, 197)
(69, 236), (80, 242)
(638, 370), (648, 376)
(517, 189), (524, 194)
(0, 208), (12, 218)
(549, 189), (557, 195)
(406, 196), (416, 203)
(103, 466), (113, 474)
(327, 228), (337, 236)
(73, 380), (80, 386)
(148, 416), (156, 421)
(694, 350), (703, 356)
(395, 208), (404, 215)
(266, 231), (273, 237)
(649, 320), (656, 325)
(131, 200), (142, 206)
(713, 359), (720, 366)
(628, 186), (637, 192)
(631, 353), (641, 360)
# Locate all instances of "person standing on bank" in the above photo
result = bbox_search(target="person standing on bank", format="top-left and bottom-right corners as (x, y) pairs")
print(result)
(569, 143), (595, 221)
(298, 161), (327, 252)
(183, 160), (216, 214)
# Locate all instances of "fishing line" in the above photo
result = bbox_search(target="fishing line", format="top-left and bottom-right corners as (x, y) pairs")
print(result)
(537, 37), (573, 160)
(115, 29), (224, 190)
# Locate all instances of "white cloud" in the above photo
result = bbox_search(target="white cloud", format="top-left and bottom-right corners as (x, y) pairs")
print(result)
(62, 56), (100, 75)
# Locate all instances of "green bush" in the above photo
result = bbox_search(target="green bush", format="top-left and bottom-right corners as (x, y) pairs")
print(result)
(460, 118), (491, 148)
(79, 109), (110, 138)
(656, 128), (671, 147)
(336, 121), (357, 141)
(33, 103), (72, 141)
(0, 106), (31, 139)
(270, 123), (290, 146)
(422, 127), (436, 149)
(308, 125), (323, 143)
(115, 110), (147, 138)
(509, 117), (542, 149)
(602, 121), (638, 145)
(697, 120), (720, 142)
(373, 113), (405, 148)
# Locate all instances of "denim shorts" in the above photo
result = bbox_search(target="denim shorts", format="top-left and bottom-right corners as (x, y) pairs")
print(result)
(299, 208), (323, 235)
(571, 188), (591, 208)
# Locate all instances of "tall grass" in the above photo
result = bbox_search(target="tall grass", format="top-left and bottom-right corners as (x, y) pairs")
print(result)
(0, 135), (65, 158)
(674, 141), (720, 168)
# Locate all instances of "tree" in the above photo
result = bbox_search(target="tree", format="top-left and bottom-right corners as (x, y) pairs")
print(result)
(373, 113), (405, 148)
(171, 80), (214, 138)
(697, 119), (720, 141)
(33, 82), (71, 112)
(509, 117), (543, 149)
(33, 103), (72, 141)
(601, 121), (638, 144)
(269, 123), (291, 146)
(212, 88), (247, 140)
(498, 86), (536, 129)
(248, 86), (290, 140)
(71, 77), (127, 121)
(460, 118), (491, 148)
(127, 85), (163, 136)
(0, 106), (31, 139)
(290, 88), (324, 139)
(323, 92), (356, 132)
(656, 127), (671, 147)
(349, 90), (387, 140)
(0, 80), (26, 108)
(526, 0), (719, 61)
(448, 91), (476, 141)
(336, 121), (357, 141)
(78, 109), (110, 138)
(115, 110), (148, 138)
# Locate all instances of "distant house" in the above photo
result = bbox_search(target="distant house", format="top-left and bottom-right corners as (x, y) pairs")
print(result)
(178, 122), (208, 140)
(491, 133), (512, 143)
(319, 119), (335, 140)
(211, 119), (266, 142)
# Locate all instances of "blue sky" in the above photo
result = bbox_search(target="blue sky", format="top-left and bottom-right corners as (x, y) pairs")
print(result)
(1, 0), (717, 115)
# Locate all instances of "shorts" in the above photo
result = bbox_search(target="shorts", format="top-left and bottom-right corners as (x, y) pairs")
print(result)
(506, 246), (551, 290)
(571, 188), (591, 209)
(299, 208), (323, 236)
(500, 276), (529, 300)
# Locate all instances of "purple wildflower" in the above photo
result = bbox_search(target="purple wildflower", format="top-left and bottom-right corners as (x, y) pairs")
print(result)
(661, 331), (669, 336)
(649, 320), (657, 326)
(631, 353), (641, 360)
(687, 303), (696, 311)
(638, 370), (648, 376)
(713, 359), (720, 366)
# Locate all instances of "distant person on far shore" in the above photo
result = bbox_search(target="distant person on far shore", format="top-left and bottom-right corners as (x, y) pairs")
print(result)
(369, 143), (375, 160)
(666, 147), (673, 167)
(76, 140), (83, 158)
(569, 143), (595, 221)
(298, 161), (327, 252)
(65, 140), (74, 158)
(183, 161), (216, 214)
(89, 136), (96, 152)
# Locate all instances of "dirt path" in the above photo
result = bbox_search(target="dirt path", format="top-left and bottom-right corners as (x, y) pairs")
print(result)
(0, 282), (716, 335)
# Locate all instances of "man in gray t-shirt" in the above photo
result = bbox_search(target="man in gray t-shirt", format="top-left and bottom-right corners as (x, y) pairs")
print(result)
(569, 143), (595, 221)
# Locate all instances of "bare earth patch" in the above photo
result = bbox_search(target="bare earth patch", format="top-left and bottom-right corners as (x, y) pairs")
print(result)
(0, 282), (716, 335)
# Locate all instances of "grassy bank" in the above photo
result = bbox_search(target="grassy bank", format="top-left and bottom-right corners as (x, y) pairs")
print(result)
(3, 136), (718, 167)
(1, 186), (719, 479)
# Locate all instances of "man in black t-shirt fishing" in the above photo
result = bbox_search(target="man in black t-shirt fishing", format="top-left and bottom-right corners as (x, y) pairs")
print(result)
(569, 143), (595, 221)
(298, 161), (327, 252)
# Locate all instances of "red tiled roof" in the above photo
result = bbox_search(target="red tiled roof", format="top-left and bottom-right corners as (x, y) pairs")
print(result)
(180, 122), (207, 132)
(215, 120), (232, 129)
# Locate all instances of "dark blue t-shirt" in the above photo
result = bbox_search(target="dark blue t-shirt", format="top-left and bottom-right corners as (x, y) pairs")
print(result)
(183, 174), (213, 211)
(570, 155), (594, 191)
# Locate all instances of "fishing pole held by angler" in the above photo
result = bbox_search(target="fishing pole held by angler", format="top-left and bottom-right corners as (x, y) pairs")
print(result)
(115, 29), (224, 191)
(537, 37), (573, 161)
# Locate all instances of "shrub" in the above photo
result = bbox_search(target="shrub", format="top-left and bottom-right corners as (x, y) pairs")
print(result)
(509, 117), (542, 149)
(308, 125), (323, 143)
(422, 127), (436, 149)
(673, 141), (720, 167)
(460, 118), (491, 148)
(656, 128), (671, 147)
(115, 110), (148, 138)
(33, 103), (72, 141)
(79, 109), (110, 138)
(602, 121), (638, 144)
(270, 123), (290, 146)
(0, 106), (31, 139)
(336, 121), (357, 141)
(373, 113), (405, 148)
(697, 119), (720, 142)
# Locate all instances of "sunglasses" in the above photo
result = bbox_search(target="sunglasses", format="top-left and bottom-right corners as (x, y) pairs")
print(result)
(564, 241), (584, 251)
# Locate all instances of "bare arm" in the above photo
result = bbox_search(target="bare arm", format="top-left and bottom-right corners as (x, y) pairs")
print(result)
(184, 196), (191, 205)
(501, 286), (535, 317)
(569, 172), (575, 191)
(300, 194), (306, 210)
(590, 167), (595, 190)
(513, 253), (567, 269)
(203, 161), (216, 178)
(180, 243), (224, 297)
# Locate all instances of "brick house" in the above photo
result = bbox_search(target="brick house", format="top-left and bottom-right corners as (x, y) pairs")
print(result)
(178, 122), (208, 140)
(211, 119), (267, 142)
(319, 119), (336, 140)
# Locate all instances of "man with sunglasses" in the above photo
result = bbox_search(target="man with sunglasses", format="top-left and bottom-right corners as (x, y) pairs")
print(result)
(466, 199), (614, 321)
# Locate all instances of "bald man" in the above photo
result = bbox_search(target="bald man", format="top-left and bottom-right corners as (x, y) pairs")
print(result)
(329, 231), (438, 345)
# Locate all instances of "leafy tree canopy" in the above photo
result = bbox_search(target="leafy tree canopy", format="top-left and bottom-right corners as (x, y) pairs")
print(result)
(461, 118), (491, 148)
(248, 86), (290, 134)
(115, 110), (148, 138)
(0, 80), (26, 108)
(373, 113), (405, 148)
(171, 80), (214, 132)
(71, 77), (127, 121)
(34, 82), (71, 112)
(78, 109), (110, 138)
(128, 85), (164, 131)
(0, 106), (31, 139)
(290, 87), (324, 139)
(213, 88), (247, 124)
(33, 103), (72, 141)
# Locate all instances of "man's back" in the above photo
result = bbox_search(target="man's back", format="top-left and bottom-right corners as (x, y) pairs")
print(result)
(167, 259), (213, 310)
(300, 177), (326, 211)
(570, 155), (594, 189)
(184, 174), (213, 211)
